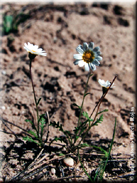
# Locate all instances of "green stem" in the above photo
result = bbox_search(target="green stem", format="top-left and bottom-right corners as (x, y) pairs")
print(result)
(29, 59), (40, 139)
(74, 72), (92, 145)
(78, 72), (91, 127)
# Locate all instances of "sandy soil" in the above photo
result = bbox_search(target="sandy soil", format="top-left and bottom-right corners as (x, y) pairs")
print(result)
(0, 2), (136, 182)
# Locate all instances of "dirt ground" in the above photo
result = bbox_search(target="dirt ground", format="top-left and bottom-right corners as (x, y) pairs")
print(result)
(0, 2), (136, 182)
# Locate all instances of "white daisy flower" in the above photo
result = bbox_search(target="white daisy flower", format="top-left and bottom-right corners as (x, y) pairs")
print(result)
(24, 42), (47, 57)
(98, 79), (110, 88)
(73, 42), (102, 71)
(98, 79), (114, 94)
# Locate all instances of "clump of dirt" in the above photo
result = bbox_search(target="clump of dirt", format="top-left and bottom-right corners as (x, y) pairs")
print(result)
(0, 2), (136, 182)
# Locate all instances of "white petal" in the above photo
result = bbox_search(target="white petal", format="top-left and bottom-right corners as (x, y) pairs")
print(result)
(98, 79), (104, 86)
(83, 42), (88, 51)
(73, 54), (83, 60)
(106, 80), (111, 86)
(89, 42), (94, 50)
(96, 51), (101, 55)
(90, 63), (96, 71)
(76, 45), (84, 54)
(96, 56), (102, 61)
(84, 63), (90, 71)
(92, 59), (100, 66)
(24, 42), (46, 56)
(78, 60), (85, 67)
(93, 46), (100, 52)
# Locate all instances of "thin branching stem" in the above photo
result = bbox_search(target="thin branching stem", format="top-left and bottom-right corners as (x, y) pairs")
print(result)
(77, 70), (92, 127)
(74, 69), (93, 147)
(90, 75), (117, 119)
(29, 59), (40, 139)
(76, 75), (117, 150)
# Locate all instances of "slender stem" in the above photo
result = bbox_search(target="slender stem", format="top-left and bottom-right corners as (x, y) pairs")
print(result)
(74, 70), (92, 145)
(29, 59), (40, 139)
(78, 70), (92, 127)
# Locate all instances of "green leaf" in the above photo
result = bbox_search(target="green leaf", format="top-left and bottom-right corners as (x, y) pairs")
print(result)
(64, 130), (71, 136)
(58, 153), (65, 156)
(79, 126), (87, 136)
(82, 111), (93, 122)
(40, 116), (46, 138)
(23, 136), (39, 145)
(97, 109), (108, 115)
(36, 98), (41, 106)
(93, 114), (103, 126)
(82, 111), (89, 119)
(40, 116), (46, 128)
(71, 103), (81, 109)
(28, 130), (38, 138)
(53, 136), (65, 143)
(25, 119), (36, 130)
(80, 143), (90, 148)
(73, 127), (79, 134)
(84, 92), (91, 97)
(91, 145), (108, 157)
(49, 121), (64, 132)
(49, 135), (68, 146)
(75, 135), (79, 141)
(3, 15), (13, 33)
(74, 120), (88, 138)
(25, 119), (32, 123)
(14, 13), (30, 26)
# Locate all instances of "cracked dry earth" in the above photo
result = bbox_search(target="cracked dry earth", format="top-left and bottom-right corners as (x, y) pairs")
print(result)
(0, 2), (136, 182)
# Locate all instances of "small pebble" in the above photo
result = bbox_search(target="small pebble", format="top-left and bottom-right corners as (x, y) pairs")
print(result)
(0, 106), (5, 110)
(53, 36), (57, 43)
(51, 168), (56, 175)
(2, 70), (6, 75)
(63, 157), (74, 167)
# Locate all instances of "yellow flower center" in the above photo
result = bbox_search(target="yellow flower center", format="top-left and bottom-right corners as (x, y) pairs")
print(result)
(82, 50), (95, 63)
(32, 50), (36, 52)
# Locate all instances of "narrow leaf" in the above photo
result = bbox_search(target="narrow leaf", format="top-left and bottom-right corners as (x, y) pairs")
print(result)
(93, 114), (103, 126)
(25, 119), (32, 123)
(72, 103), (81, 109)
(25, 119), (36, 130)
(28, 130), (38, 138)
(80, 143), (90, 147)
(36, 98), (41, 106)
(84, 92), (91, 97)
(97, 109), (108, 115)
(23, 136), (39, 145)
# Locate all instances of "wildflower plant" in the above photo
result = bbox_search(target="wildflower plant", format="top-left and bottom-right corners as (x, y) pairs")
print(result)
(49, 42), (117, 181)
(19, 41), (117, 181)
(3, 12), (30, 35)
(50, 42), (117, 154)
(23, 42), (47, 147)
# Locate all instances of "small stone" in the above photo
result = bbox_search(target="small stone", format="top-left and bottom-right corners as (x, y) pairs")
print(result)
(63, 157), (74, 167)
(2, 70), (6, 75)
(51, 168), (56, 175)
(0, 106), (5, 110)
(53, 37), (57, 43)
